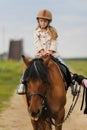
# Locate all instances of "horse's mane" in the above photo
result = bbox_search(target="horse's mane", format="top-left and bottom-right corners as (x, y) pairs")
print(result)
(24, 58), (49, 83)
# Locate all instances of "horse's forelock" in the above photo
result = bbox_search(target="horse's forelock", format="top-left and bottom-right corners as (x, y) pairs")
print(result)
(24, 58), (49, 84)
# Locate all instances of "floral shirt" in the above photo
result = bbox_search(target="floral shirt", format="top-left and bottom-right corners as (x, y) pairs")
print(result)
(34, 28), (58, 57)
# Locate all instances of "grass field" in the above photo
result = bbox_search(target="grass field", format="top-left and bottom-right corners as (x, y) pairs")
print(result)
(64, 59), (87, 76)
(0, 59), (87, 112)
(0, 60), (23, 112)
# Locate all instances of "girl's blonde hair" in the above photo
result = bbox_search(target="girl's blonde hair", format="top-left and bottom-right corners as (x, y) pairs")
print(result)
(36, 25), (58, 40)
(47, 26), (58, 40)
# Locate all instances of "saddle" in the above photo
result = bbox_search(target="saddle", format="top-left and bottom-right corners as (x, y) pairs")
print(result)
(51, 56), (72, 88)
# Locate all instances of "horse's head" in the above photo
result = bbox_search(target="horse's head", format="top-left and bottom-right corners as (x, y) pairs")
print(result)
(22, 55), (50, 121)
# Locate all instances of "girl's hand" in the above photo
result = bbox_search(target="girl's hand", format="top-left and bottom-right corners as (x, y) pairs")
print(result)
(40, 49), (47, 56)
(47, 50), (54, 55)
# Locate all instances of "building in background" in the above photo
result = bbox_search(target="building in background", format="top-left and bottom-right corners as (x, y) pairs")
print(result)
(8, 39), (23, 61)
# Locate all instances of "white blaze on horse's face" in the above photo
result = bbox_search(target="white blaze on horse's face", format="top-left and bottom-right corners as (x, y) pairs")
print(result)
(28, 80), (47, 120)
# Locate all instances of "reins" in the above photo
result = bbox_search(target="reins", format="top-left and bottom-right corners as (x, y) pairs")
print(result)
(45, 83), (81, 127)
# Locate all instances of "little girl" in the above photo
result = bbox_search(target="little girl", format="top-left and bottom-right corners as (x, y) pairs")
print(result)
(34, 9), (58, 58)
(17, 9), (87, 94)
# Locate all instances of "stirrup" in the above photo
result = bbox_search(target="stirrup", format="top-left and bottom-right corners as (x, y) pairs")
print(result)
(70, 83), (79, 96)
(17, 84), (26, 95)
(71, 89), (79, 96)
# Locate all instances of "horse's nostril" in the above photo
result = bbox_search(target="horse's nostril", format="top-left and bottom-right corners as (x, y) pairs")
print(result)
(31, 109), (40, 117)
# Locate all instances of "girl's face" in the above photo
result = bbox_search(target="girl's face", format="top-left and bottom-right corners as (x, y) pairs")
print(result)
(38, 18), (49, 29)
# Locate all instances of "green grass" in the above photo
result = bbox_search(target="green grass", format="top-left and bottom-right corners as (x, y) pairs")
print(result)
(0, 59), (87, 112)
(64, 59), (87, 77)
(0, 60), (23, 112)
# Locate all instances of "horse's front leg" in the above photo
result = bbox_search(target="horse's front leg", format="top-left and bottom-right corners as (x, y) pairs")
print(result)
(37, 118), (52, 130)
(31, 118), (52, 130)
(44, 118), (52, 130)
(31, 120), (38, 130)
(55, 108), (65, 130)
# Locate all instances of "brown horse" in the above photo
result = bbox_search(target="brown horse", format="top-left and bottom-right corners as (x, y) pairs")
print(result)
(22, 55), (66, 130)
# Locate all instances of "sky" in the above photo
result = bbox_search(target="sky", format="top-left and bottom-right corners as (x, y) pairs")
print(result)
(0, 0), (87, 58)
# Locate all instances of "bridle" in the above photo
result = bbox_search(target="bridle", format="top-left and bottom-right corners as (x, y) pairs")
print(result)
(25, 60), (48, 109)
(30, 92), (47, 109)
(25, 59), (56, 124)
(30, 92), (46, 101)
(25, 84), (52, 120)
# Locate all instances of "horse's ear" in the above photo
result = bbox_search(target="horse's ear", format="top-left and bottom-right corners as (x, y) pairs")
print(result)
(43, 55), (50, 66)
(22, 55), (30, 66)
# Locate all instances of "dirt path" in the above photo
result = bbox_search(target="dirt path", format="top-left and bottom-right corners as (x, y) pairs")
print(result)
(0, 89), (87, 130)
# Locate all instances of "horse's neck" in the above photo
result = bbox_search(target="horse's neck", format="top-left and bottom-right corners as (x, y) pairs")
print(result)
(47, 60), (66, 100)
(48, 60), (63, 86)
(47, 60), (66, 109)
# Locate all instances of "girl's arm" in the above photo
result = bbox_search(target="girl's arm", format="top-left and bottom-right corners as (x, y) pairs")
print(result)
(34, 32), (46, 56)
(49, 40), (57, 52)
(34, 32), (43, 53)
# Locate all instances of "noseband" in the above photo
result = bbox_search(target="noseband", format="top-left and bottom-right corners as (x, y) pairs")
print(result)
(30, 92), (46, 101)
(30, 92), (47, 110)
(26, 90), (47, 113)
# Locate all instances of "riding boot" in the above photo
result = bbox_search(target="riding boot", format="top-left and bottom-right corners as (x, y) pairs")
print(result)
(57, 57), (78, 95)
(17, 74), (26, 95)
(50, 56), (79, 95)
(58, 63), (79, 96)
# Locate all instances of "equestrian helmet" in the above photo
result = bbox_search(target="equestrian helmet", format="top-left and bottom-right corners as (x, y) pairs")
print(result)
(36, 9), (52, 21)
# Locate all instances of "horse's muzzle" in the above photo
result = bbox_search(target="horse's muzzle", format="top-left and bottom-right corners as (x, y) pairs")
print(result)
(29, 108), (42, 121)
(28, 92), (46, 120)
